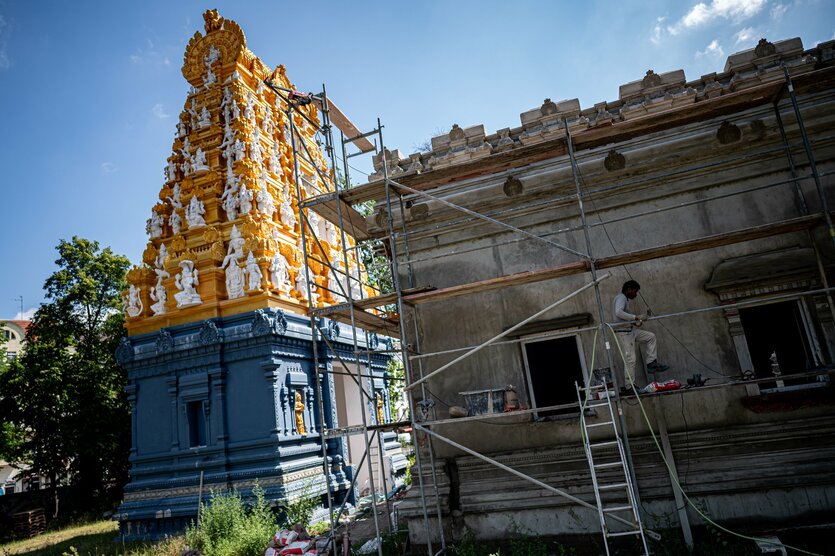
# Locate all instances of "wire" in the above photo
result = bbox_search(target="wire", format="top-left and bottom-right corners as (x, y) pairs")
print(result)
(606, 324), (821, 556)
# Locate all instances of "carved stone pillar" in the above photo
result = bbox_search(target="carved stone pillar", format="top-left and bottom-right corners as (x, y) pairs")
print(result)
(166, 377), (179, 451)
(125, 383), (138, 456)
(261, 357), (282, 438)
(724, 308), (759, 395)
(209, 367), (228, 445)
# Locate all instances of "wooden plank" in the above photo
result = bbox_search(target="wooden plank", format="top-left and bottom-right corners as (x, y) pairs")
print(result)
(324, 306), (401, 338)
(304, 192), (371, 241)
(403, 214), (822, 305)
(326, 97), (376, 153)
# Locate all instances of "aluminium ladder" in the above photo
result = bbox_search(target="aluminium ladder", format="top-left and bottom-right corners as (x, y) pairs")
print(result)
(575, 381), (650, 556)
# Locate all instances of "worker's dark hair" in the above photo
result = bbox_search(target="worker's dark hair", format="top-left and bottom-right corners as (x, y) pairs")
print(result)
(622, 280), (641, 293)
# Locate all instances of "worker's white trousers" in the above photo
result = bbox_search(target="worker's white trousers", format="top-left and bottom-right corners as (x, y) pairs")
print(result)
(615, 328), (657, 385)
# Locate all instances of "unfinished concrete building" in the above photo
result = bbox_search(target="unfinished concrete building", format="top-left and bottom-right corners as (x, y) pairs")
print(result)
(299, 37), (835, 551)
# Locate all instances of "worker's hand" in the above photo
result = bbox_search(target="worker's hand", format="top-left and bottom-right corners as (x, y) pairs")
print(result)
(636, 313), (647, 322)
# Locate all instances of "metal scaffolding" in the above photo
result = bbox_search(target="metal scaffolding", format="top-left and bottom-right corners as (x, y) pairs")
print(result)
(267, 62), (835, 555)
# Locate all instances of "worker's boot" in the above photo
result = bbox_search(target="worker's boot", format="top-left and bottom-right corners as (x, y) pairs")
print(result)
(647, 360), (669, 373)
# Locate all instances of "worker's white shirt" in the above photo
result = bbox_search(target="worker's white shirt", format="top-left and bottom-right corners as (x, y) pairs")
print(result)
(613, 292), (636, 331)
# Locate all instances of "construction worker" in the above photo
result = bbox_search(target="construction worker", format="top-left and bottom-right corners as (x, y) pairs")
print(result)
(612, 280), (669, 392)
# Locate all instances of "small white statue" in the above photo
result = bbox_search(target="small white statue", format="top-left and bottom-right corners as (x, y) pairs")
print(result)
(177, 120), (188, 138)
(156, 243), (169, 272)
(169, 210), (182, 235)
(244, 92), (256, 124)
(125, 284), (143, 317)
(280, 199), (297, 229)
(307, 210), (321, 237)
(221, 183), (239, 221)
(256, 180), (276, 218)
(205, 45), (220, 65)
(325, 221), (338, 245)
(220, 123), (235, 150)
(166, 159), (177, 182)
(146, 211), (164, 239)
(233, 139), (246, 162)
(270, 252), (292, 294)
(204, 65), (217, 89)
(224, 259), (245, 299)
(296, 268), (319, 306)
(238, 186), (253, 215)
(222, 225), (246, 269)
(185, 195), (206, 228)
(250, 129), (264, 166)
(230, 98), (240, 121)
(245, 251), (262, 291)
(169, 182), (183, 210)
(174, 260), (202, 307)
(221, 86), (232, 109)
(329, 268), (346, 302)
(262, 104), (274, 134)
(193, 147), (209, 173)
(349, 264), (362, 299)
(256, 80), (265, 97)
(198, 106), (212, 128)
(269, 142), (281, 175)
(150, 281), (167, 316)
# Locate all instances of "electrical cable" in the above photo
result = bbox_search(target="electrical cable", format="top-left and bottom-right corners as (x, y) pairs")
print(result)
(606, 324), (821, 556)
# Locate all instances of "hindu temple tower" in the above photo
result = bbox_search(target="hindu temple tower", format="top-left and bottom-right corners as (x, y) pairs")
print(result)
(114, 10), (401, 539)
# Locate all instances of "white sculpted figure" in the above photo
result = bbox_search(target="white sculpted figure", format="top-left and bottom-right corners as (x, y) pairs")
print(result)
(250, 129), (264, 166)
(193, 147), (209, 173)
(222, 225), (246, 268)
(198, 106), (212, 128)
(307, 210), (321, 237)
(169, 182), (183, 209)
(205, 45), (220, 65)
(296, 268), (319, 304)
(238, 186), (253, 215)
(174, 260), (202, 307)
(203, 62), (217, 89)
(220, 123), (235, 150)
(177, 120), (188, 138)
(150, 281), (167, 316)
(256, 180), (276, 218)
(262, 104), (274, 134)
(244, 92), (257, 124)
(270, 252), (292, 294)
(146, 211), (164, 239)
(325, 221), (337, 245)
(245, 251), (262, 291)
(269, 141), (281, 174)
(166, 159), (177, 182)
(169, 210), (182, 235)
(328, 268), (346, 302)
(221, 184), (239, 221)
(221, 229), (246, 300)
(349, 264), (362, 299)
(280, 199), (297, 229)
(185, 195), (206, 228)
(125, 284), (143, 317)
(233, 139), (246, 162)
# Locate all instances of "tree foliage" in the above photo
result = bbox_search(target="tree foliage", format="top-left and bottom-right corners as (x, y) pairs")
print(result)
(0, 237), (131, 502)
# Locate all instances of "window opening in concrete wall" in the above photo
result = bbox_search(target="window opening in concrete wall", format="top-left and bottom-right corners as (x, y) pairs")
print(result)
(186, 401), (207, 448)
(739, 300), (825, 390)
(522, 335), (587, 417)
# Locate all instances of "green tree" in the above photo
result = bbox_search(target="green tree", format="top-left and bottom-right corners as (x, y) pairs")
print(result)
(0, 324), (25, 462)
(0, 237), (131, 506)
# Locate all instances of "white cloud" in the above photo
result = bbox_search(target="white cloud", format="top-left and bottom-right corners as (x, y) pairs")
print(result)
(669, 0), (767, 34)
(771, 2), (790, 20)
(734, 26), (757, 44)
(101, 162), (118, 174)
(152, 103), (169, 119)
(0, 14), (11, 70)
(13, 308), (36, 321)
(650, 16), (667, 45)
(696, 39), (725, 58)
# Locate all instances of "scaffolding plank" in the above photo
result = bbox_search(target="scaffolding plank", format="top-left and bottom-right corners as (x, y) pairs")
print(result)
(303, 192), (371, 241)
(323, 305), (402, 338)
(326, 98), (376, 153)
(403, 214), (822, 305)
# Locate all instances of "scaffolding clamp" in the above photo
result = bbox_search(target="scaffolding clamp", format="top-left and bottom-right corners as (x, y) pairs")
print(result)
(288, 90), (315, 106)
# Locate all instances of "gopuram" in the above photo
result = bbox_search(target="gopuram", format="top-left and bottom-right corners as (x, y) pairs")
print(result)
(115, 10), (401, 539)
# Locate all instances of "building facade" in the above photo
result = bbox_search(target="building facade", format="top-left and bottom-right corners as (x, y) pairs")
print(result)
(358, 38), (835, 544)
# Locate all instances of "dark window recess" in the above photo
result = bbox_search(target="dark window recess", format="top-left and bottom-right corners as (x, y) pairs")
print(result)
(739, 301), (816, 385)
(186, 401), (207, 448)
(524, 337), (584, 417)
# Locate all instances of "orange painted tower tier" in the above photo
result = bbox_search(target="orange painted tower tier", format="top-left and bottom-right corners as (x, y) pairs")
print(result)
(124, 9), (369, 336)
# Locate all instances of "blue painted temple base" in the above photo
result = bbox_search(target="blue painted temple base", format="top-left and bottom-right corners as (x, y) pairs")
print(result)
(115, 309), (395, 540)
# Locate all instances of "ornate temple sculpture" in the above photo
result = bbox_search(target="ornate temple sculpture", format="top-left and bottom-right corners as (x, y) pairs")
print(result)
(294, 390), (306, 435)
(122, 9), (372, 331)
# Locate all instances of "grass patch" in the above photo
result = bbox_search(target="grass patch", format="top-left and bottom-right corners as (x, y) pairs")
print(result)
(0, 520), (184, 556)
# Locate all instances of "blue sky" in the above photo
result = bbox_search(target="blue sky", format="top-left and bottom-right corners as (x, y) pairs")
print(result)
(0, 0), (833, 319)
